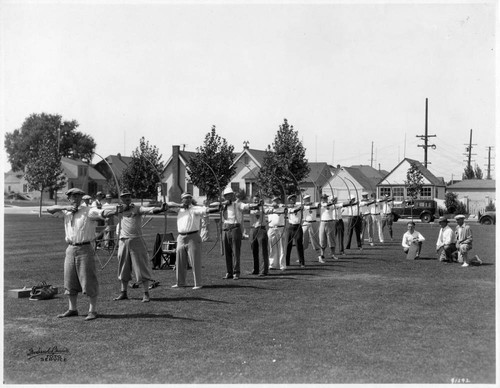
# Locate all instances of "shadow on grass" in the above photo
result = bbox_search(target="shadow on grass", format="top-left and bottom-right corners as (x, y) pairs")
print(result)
(99, 312), (197, 321)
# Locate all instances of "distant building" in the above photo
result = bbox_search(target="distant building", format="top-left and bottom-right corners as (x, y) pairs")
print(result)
(326, 165), (388, 202)
(93, 153), (132, 189)
(377, 158), (446, 201)
(447, 179), (496, 215)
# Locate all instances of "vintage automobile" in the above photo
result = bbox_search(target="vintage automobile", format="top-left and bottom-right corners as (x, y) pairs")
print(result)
(391, 199), (440, 223)
(479, 211), (496, 225)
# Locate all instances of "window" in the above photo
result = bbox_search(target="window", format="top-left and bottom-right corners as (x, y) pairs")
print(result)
(421, 187), (432, 199)
(393, 187), (404, 200)
(244, 156), (249, 165)
(379, 187), (391, 197)
(231, 182), (240, 193)
(186, 183), (193, 195)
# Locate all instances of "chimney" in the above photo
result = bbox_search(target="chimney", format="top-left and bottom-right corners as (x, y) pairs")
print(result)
(168, 145), (183, 202)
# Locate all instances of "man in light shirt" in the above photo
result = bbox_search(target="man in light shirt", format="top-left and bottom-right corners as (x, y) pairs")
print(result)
(47, 188), (122, 321)
(285, 194), (305, 267)
(371, 193), (384, 244)
(380, 194), (395, 241)
(265, 196), (288, 271)
(435, 216), (456, 263)
(168, 192), (216, 289)
(402, 221), (425, 258)
(454, 214), (480, 267)
(301, 194), (320, 254)
(360, 193), (376, 246)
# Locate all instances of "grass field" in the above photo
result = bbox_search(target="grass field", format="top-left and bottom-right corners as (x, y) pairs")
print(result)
(3, 213), (496, 384)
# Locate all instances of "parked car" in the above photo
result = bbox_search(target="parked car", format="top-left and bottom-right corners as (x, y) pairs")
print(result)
(392, 199), (439, 223)
(479, 211), (496, 225)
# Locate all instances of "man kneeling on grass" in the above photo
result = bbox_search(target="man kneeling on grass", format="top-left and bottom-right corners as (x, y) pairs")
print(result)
(401, 221), (425, 259)
(47, 188), (123, 321)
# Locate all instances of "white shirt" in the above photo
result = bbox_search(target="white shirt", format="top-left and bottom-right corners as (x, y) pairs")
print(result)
(265, 205), (286, 227)
(436, 225), (455, 249)
(302, 204), (317, 222)
(319, 202), (334, 221)
(402, 230), (425, 249)
(54, 207), (105, 244)
(173, 206), (208, 234)
(288, 205), (303, 225)
(380, 200), (393, 214)
(120, 205), (156, 238)
(222, 201), (250, 225)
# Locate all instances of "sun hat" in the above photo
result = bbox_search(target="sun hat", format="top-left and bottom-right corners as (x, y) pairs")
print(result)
(223, 187), (234, 196)
(437, 216), (448, 223)
(65, 188), (85, 196)
(181, 192), (193, 199)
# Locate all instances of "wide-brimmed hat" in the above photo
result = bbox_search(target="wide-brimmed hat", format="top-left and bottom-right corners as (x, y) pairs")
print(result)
(181, 192), (193, 199)
(95, 191), (104, 197)
(65, 188), (85, 196)
(287, 194), (297, 201)
(105, 194), (112, 199)
(82, 195), (91, 200)
(437, 216), (449, 223)
(454, 214), (466, 220)
(303, 194), (311, 200)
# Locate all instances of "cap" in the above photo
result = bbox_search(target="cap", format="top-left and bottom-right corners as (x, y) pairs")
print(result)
(181, 192), (193, 199)
(287, 194), (297, 201)
(454, 214), (466, 220)
(350, 194), (357, 200)
(321, 193), (329, 199)
(223, 187), (234, 196)
(120, 191), (132, 197)
(96, 191), (104, 197)
(105, 194), (112, 199)
(82, 195), (91, 200)
(361, 192), (369, 198)
(303, 194), (311, 200)
(437, 216), (448, 223)
(65, 188), (85, 196)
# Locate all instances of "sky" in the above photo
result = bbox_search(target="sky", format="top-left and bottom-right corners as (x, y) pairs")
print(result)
(1, 0), (497, 183)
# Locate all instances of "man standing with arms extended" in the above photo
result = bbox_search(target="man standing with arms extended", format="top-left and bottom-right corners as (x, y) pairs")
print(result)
(113, 191), (167, 302)
(47, 188), (122, 321)
(285, 194), (305, 268)
(380, 194), (395, 241)
(345, 195), (362, 251)
(266, 195), (288, 271)
(249, 194), (269, 276)
(301, 194), (320, 254)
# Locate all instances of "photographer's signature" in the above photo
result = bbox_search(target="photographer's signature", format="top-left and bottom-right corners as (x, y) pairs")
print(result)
(27, 346), (70, 362)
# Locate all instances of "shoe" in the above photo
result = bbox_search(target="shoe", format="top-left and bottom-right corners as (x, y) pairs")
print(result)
(85, 312), (98, 321)
(318, 257), (325, 263)
(370, 243), (374, 247)
(113, 292), (128, 301)
(171, 284), (185, 288)
(462, 263), (469, 267)
(341, 251), (346, 256)
(473, 255), (482, 265)
(57, 310), (78, 318)
(142, 293), (150, 302)
(269, 267), (278, 270)
(296, 260), (300, 263)
(331, 255), (339, 260)
(258, 273), (267, 277)
(359, 247), (363, 251)
(233, 275), (239, 280)
(300, 264), (306, 268)
(149, 280), (160, 289)
(222, 274), (233, 279)
(192, 286), (203, 290)
(250, 271), (258, 275)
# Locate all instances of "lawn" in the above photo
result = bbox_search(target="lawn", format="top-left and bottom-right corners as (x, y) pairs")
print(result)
(3, 214), (496, 384)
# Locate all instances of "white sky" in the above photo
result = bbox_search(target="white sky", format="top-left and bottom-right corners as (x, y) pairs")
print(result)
(1, 0), (497, 182)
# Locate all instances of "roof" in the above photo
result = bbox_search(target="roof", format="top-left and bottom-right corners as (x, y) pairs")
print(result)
(448, 179), (496, 190)
(93, 154), (132, 180)
(380, 158), (445, 186)
(231, 148), (268, 168)
(61, 157), (106, 180)
(344, 165), (386, 193)
(304, 163), (331, 186)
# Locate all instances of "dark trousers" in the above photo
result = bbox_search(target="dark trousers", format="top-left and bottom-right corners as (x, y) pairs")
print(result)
(346, 216), (363, 249)
(251, 227), (269, 274)
(286, 224), (305, 265)
(335, 219), (345, 253)
(223, 226), (242, 276)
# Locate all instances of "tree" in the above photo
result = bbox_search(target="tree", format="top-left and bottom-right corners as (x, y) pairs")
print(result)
(121, 137), (164, 203)
(258, 119), (310, 199)
(24, 138), (66, 217)
(404, 162), (423, 199)
(4, 113), (96, 172)
(474, 164), (484, 179)
(462, 164), (475, 180)
(444, 192), (459, 213)
(187, 126), (236, 201)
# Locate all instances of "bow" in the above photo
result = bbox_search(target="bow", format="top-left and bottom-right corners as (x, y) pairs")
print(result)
(242, 163), (266, 246)
(92, 152), (122, 270)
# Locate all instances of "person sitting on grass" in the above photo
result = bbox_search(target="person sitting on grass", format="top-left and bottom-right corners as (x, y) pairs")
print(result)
(401, 221), (425, 259)
(435, 216), (456, 263)
(47, 188), (123, 321)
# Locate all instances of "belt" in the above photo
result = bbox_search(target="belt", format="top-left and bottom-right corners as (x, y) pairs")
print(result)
(68, 241), (90, 246)
(223, 223), (240, 231)
(371, 213), (380, 215)
(304, 220), (316, 223)
(321, 220), (334, 222)
(289, 223), (301, 227)
(252, 226), (267, 229)
(179, 230), (198, 236)
(270, 225), (284, 228)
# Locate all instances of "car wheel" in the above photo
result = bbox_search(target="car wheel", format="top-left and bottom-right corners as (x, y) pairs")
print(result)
(420, 213), (432, 223)
(481, 217), (492, 225)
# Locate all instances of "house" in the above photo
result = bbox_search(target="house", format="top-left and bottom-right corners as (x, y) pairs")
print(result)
(377, 158), (446, 201)
(93, 153), (132, 189)
(300, 162), (332, 202)
(229, 147), (267, 198)
(446, 179), (496, 215)
(4, 157), (107, 198)
(163, 145), (200, 202)
(325, 165), (388, 202)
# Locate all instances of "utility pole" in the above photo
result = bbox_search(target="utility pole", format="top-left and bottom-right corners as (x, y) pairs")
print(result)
(485, 146), (494, 179)
(370, 141), (374, 167)
(416, 98), (436, 168)
(463, 129), (477, 170)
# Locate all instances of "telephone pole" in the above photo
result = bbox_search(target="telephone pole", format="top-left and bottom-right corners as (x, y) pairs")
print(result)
(463, 129), (477, 169)
(370, 141), (374, 167)
(416, 98), (436, 168)
(485, 146), (494, 180)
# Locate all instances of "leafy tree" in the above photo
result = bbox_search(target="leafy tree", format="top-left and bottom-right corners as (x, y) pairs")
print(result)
(444, 192), (459, 213)
(4, 113), (96, 171)
(404, 162), (423, 199)
(258, 119), (310, 200)
(121, 137), (164, 203)
(474, 164), (483, 179)
(187, 126), (236, 201)
(462, 164), (475, 180)
(24, 138), (66, 216)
